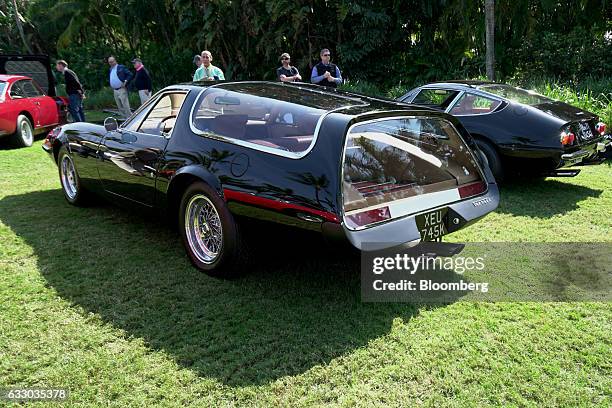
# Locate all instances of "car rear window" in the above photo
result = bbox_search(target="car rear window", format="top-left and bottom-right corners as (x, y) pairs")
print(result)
(412, 89), (460, 109)
(5, 60), (50, 94)
(0, 82), (6, 96)
(191, 84), (366, 155)
(449, 93), (502, 115)
(342, 117), (485, 229)
(478, 84), (552, 106)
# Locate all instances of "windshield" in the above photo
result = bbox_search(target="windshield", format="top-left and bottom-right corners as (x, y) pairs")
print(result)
(342, 117), (485, 229)
(478, 84), (553, 105)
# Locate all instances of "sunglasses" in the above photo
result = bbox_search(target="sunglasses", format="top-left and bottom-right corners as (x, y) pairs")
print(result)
(323, 54), (331, 57)
(281, 57), (290, 60)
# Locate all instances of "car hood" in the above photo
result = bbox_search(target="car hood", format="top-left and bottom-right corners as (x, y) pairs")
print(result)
(531, 101), (597, 123)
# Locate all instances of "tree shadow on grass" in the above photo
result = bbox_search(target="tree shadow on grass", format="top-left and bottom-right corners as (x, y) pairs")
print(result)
(496, 178), (603, 218)
(0, 189), (464, 387)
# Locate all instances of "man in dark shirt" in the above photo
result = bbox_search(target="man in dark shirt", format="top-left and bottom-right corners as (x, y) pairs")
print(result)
(132, 58), (153, 104)
(55, 60), (86, 122)
(311, 48), (342, 88)
(276, 53), (302, 82)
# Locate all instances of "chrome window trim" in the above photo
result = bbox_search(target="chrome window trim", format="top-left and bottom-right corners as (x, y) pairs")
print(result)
(187, 86), (360, 159)
(407, 87), (464, 112)
(442, 89), (507, 117)
(340, 115), (488, 231)
(8, 79), (28, 99)
(120, 88), (186, 130)
(443, 90), (466, 113)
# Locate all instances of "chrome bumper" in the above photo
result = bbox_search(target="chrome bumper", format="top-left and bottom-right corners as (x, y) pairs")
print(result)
(343, 164), (500, 251)
(561, 149), (590, 165)
(597, 140), (610, 152)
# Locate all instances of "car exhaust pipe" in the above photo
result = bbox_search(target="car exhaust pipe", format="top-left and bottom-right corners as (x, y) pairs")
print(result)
(546, 169), (581, 177)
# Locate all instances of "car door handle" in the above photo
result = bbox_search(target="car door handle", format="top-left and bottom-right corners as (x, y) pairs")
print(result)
(35, 101), (40, 106)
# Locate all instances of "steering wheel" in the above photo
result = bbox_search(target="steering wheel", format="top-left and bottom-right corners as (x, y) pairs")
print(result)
(155, 115), (176, 134)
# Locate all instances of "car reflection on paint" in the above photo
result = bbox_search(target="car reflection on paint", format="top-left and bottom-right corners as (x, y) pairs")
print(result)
(43, 81), (499, 277)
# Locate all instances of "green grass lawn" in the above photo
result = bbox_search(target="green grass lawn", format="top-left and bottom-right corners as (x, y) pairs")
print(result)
(0, 142), (610, 406)
(85, 109), (115, 123)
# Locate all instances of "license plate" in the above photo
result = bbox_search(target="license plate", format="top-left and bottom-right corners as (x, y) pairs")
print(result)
(416, 208), (448, 241)
(578, 122), (595, 140)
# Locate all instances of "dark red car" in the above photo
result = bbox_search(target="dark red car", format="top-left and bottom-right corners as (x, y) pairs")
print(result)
(0, 55), (68, 147)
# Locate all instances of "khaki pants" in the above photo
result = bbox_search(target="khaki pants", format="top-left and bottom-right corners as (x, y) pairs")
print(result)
(138, 89), (151, 104)
(113, 87), (131, 119)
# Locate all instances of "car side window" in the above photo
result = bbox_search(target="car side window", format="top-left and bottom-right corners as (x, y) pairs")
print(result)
(449, 93), (502, 115)
(10, 81), (26, 99)
(122, 99), (156, 132)
(22, 80), (44, 97)
(192, 88), (325, 154)
(412, 89), (459, 109)
(137, 92), (187, 136)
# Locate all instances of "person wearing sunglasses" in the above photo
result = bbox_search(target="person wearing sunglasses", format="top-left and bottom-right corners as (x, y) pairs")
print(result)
(276, 53), (302, 82)
(311, 48), (342, 88)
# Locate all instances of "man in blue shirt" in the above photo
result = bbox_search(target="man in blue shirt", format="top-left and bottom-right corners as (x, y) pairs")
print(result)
(107, 56), (133, 119)
(311, 48), (342, 88)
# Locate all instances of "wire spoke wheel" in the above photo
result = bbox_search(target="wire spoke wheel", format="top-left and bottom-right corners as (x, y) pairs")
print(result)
(20, 120), (33, 145)
(60, 155), (78, 200)
(185, 194), (223, 264)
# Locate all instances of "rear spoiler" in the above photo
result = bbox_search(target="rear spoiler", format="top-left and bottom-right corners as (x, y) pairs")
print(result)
(0, 54), (57, 96)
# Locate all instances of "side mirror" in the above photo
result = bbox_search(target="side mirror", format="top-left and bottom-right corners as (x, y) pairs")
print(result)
(104, 117), (119, 132)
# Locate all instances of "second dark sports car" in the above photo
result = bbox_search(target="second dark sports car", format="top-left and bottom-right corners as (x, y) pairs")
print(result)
(43, 81), (499, 277)
(399, 81), (609, 181)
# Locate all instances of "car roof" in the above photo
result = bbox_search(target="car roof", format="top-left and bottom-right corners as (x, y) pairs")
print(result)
(430, 80), (496, 87)
(0, 74), (29, 82)
(175, 80), (437, 116)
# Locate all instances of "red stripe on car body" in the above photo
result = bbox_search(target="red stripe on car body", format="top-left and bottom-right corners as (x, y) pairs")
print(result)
(223, 189), (340, 223)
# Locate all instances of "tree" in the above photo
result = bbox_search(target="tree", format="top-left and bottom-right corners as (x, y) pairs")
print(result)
(12, 0), (32, 53)
(485, 0), (495, 80)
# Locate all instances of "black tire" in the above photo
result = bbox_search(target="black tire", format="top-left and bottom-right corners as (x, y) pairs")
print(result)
(58, 149), (88, 206)
(475, 139), (504, 182)
(11, 115), (34, 148)
(179, 181), (247, 278)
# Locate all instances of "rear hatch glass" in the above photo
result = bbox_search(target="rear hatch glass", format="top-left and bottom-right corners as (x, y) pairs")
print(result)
(477, 84), (552, 106)
(1, 58), (53, 95)
(342, 117), (486, 229)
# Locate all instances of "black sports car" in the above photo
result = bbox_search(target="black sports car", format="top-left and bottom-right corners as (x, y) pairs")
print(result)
(399, 81), (610, 181)
(43, 81), (498, 277)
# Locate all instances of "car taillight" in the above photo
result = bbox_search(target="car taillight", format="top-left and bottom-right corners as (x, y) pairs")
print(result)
(560, 130), (575, 146)
(45, 126), (62, 147)
(49, 126), (62, 138)
(595, 122), (607, 136)
(458, 181), (486, 199)
(346, 206), (391, 228)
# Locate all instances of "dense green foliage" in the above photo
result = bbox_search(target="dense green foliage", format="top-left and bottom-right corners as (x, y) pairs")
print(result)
(1, 0), (610, 91)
